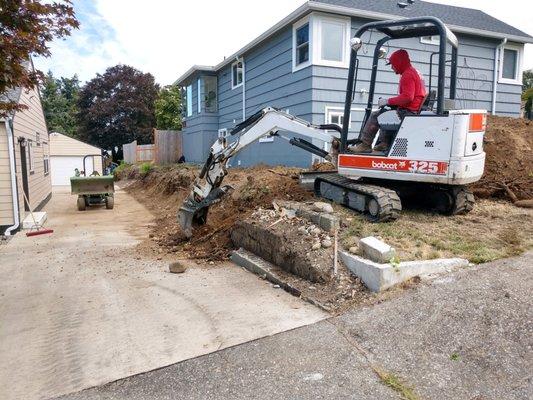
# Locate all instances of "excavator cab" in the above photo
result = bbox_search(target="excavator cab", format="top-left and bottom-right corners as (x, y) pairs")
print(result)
(340, 16), (460, 154)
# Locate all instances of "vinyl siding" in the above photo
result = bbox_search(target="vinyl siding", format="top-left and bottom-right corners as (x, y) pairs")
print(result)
(217, 26), (314, 167)
(0, 124), (15, 226)
(12, 86), (52, 220)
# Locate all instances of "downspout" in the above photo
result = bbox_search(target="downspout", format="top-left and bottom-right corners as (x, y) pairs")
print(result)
(4, 117), (20, 236)
(491, 38), (507, 115)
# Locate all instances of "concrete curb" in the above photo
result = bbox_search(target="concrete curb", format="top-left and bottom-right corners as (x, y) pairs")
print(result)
(339, 251), (469, 293)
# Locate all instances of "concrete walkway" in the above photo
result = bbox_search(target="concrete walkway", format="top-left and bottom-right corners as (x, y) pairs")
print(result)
(0, 187), (326, 400)
(59, 253), (532, 400)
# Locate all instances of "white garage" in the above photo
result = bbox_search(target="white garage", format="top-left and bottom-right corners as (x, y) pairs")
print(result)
(49, 132), (103, 186)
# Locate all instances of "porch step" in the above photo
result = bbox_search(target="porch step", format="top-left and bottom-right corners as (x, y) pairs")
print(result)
(22, 212), (47, 229)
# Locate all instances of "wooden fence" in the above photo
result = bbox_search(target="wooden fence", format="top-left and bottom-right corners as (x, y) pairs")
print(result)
(122, 129), (182, 164)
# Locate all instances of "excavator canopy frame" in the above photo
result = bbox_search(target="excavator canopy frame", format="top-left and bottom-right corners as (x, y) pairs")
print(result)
(340, 16), (459, 152)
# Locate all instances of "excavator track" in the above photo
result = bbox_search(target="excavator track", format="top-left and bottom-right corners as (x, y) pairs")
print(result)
(314, 174), (402, 222)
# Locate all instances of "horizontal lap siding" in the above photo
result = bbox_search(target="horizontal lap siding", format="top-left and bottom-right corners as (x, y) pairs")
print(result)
(0, 125), (15, 226)
(12, 86), (52, 219)
(181, 74), (219, 163)
(311, 17), (522, 134)
(218, 26), (314, 168)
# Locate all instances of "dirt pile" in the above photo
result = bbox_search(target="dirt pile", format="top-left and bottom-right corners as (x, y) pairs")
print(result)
(123, 164), (313, 260)
(473, 116), (533, 201)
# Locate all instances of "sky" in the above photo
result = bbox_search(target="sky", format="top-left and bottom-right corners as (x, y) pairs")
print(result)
(34, 0), (533, 85)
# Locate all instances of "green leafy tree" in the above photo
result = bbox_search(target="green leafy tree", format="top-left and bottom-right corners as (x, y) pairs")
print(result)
(155, 85), (182, 130)
(0, 0), (78, 116)
(41, 71), (80, 137)
(523, 69), (533, 91)
(77, 65), (159, 153)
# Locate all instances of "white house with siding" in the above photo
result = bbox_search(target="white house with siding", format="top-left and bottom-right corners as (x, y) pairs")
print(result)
(1, 71), (52, 235)
(176, 0), (532, 167)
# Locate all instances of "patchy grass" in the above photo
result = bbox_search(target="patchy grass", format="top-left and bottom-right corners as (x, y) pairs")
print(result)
(340, 200), (533, 263)
(376, 369), (420, 400)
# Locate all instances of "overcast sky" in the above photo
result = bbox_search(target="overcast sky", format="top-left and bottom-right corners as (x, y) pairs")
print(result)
(34, 0), (533, 85)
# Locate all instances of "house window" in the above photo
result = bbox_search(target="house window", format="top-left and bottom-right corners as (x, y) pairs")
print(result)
(203, 76), (218, 113)
(317, 16), (350, 66)
(293, 14), (350, 71)
(420, 36), (440, 45)
(43, 154), (50, 176)
(231, 59), (243, 89)
(28, 141), (35, 172)
(325, 107), (351, 129)
(197, 79), (201, 114)
(186, 84), (193, 117)
(295, 22), (310, 68)
(499, 45), (522, 84)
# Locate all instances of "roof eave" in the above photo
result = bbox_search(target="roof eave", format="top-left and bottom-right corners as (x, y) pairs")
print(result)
(174, 65), (215, 86)
(308, 1), (533, 44)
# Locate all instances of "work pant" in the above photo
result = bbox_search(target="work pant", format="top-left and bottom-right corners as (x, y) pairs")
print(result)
(360, 109), (414, 146)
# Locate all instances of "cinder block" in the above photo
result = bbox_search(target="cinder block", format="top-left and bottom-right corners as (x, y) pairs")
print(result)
(358, 236), (395, 263)
(318, 214), (340, 233)
(339, 251), (468, 292)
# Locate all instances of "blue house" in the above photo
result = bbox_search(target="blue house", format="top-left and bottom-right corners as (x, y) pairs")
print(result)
(175, 0), (532, 167)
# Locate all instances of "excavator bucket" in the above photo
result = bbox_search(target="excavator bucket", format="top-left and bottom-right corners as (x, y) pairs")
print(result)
(177, 185), (233, 238)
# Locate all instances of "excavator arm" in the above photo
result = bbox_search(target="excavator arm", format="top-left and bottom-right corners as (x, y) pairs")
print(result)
(178, 107), (340, 237)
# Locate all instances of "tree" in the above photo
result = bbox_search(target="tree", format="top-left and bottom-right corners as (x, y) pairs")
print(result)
(41, 71), (80, 137)
(0, 0), (79, 116)
(523, 69), (533, 91)
(155, 85), (182, 130)
(77, 65), (159, 152)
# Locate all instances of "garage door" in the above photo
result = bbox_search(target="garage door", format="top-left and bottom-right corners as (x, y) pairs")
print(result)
(50, 156), (94, 186)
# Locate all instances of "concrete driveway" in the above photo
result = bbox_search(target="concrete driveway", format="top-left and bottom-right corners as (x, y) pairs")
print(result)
(0, 186), (326, 400)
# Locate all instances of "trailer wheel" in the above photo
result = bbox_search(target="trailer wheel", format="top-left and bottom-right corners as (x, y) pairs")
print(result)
(105, 196), (114, 210)
(77, 196), (86, 211)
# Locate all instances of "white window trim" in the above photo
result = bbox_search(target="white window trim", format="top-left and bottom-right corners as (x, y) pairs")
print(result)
(293, 14), (351, 72)
(420, 36), (440, 46)
(292, 15), (312, 72)
(197, 78), (201, 113)
(498, 43), (523, 85)
(186, 85), (193, 117)
(313, 14), (351, 68)
(325, 106), (352, 129)
(231, 59), (244, 89)
(28, 141), (35, 172)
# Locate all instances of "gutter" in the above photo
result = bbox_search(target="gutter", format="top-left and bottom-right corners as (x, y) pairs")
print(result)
(491, 38), (507, 115)
(4, 117), (20, 236)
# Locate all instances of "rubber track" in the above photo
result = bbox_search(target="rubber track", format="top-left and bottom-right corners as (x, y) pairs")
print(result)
(449, 186), (475, 215)
(315, 174), (402, 222)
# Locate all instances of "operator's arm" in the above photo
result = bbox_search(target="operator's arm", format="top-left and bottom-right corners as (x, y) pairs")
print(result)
(387, 73), (415, 107)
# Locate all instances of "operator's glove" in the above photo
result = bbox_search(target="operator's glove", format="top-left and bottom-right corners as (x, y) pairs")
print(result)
(377, 97), (388, 108)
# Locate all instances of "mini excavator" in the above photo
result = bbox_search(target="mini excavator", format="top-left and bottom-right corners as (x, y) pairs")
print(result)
(178, 17), (486, 237)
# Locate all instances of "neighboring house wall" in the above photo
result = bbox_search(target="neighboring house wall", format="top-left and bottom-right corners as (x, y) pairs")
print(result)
(12, 86), (52, 219)
(0, 123), (15, 227)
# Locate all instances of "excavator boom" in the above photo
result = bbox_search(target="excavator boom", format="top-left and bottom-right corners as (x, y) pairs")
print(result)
(178, 107), (340, 237)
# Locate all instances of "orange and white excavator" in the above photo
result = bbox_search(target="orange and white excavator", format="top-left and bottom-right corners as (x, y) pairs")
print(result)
(178, 16), (486, 237)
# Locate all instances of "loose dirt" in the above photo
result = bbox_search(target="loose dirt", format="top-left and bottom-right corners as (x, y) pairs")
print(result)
(121, 164), (313, 261)
(472, 115), (533, 201)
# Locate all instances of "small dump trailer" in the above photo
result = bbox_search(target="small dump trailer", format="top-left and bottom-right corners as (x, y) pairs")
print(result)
(70, 154), (115, 211)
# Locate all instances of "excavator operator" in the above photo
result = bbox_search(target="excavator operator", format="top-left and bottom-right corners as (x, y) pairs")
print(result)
(352, 49), (427, 153)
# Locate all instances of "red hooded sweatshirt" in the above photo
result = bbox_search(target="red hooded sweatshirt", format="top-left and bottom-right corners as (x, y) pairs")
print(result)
(387, 49), (426, 112)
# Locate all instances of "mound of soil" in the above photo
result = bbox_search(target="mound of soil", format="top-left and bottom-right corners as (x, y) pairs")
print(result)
(473, 116), (533, 201)
(124, 165), (313, 261)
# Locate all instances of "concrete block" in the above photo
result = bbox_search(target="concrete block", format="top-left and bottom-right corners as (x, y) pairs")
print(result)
(358, 236), (395, 263)
(22, 212), (47, 229)
(339, 251), (469, 292)
(312, 202), (334, 213)
(231, 248), (301, 297)
(318, 214), (340, 233)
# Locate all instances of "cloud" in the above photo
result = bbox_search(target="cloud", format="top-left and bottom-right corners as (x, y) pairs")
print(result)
(35, 0), (532, 85)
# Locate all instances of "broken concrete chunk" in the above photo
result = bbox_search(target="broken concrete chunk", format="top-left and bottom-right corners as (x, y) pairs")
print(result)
(313, 202), (334, 213)
(349, 246), (358, 254)
(321, 239), (333, 248)
(358, 236), (396, 264)
(169, 261), (188, 274)
(312, 242), (321, 250)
